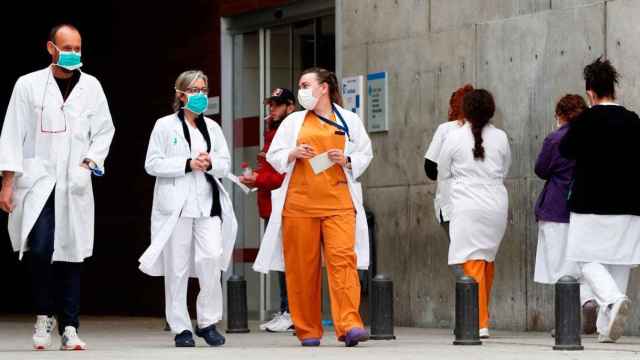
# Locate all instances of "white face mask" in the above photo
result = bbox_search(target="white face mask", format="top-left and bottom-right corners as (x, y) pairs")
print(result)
(298, 88), (319, 111)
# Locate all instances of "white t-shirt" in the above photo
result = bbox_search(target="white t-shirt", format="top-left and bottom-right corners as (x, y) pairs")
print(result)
(181, 124), (213, 218)
(424, 121), (462, 223)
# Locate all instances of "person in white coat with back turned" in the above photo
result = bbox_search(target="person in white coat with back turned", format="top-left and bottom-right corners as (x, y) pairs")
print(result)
(0, 24), (114, 351)
(438, 89), (510, 339)
(139, 70), (237, 348)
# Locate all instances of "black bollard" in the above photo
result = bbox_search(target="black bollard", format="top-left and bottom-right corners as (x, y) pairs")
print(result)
(370, 274), (396, 340)
(226, 274), (250, 333)
(553, 276), (583, 351)
(453, 276), (482, 345)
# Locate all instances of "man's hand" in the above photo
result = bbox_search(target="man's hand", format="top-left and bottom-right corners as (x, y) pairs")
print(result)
(0, 172), (16, 213)
(239, 172), (258, 188)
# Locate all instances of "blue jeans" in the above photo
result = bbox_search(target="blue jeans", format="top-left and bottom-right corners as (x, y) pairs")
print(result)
(28, 191), (81, 334)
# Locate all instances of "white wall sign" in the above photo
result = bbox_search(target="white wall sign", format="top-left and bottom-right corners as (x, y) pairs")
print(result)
(342, 75), (364, 120)
(205, 96), (220, 116)
(367, 71), (389, 132)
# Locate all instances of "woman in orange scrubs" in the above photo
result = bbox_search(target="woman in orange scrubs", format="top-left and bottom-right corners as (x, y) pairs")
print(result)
(256, 67), (373, 347)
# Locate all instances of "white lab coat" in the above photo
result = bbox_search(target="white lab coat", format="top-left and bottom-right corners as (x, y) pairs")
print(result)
(438, 123), (511, 265)
(253, 104), (373, 273)
(138, 113), (237, 276)
(0, 66), (115, 262)
(424, 120), (463, 223)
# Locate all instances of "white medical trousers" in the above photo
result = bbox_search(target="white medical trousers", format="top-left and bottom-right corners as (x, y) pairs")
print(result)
(164, 216), (223, 334)
(579, 262), (631, 335)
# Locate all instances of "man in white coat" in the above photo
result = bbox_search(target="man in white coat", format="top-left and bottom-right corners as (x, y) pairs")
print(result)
(0, 24), (115, 351)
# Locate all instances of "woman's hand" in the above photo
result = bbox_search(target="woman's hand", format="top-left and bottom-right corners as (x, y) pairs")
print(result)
(190, 153), (210, 171)
(328, 149), (348, 166)
(288, 144), (316, 163)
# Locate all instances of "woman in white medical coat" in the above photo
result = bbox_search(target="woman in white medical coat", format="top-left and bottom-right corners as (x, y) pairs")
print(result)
(253, 67), (372, 347)
(438, 89), (510, 339)
(139, 70), (237, 348)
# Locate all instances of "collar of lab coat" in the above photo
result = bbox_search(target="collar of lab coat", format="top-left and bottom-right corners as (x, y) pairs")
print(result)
(43, 66), (86, 106)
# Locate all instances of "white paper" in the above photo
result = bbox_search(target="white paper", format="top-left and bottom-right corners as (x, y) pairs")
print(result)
(309, 152), (334, 175)
(226, 173), (257, 194)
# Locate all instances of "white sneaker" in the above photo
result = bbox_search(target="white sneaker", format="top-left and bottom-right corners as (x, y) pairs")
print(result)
(60, 326), (86, 351)
(479, 328), (490, 339)
(607, 297), (631, 341)
(259, 312), (282, 331)
(598, 334), (616, 343)
(33, 315), (56, 350)
(266, 312), (294, 333)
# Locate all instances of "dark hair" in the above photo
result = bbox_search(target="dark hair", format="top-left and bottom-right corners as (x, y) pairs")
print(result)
(49, 24), (80, 45)
(300, 67), (343, 106)
(449, 84), (474, 121)
(584, 57), (620, 99)
(555, 94), (587, 123)
(463, 89), (495, 160)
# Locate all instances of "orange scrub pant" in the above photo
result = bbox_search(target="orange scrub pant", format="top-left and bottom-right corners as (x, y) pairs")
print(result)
(463, 260), (495, 329)
(282, 213), (364, 341)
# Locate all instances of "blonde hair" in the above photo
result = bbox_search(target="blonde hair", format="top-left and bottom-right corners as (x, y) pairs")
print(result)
(173, 70), (208, 111)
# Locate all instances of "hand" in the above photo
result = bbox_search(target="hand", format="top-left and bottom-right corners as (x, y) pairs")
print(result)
(239, 172), (258, 187)
(0, 184), (14, 214)
(190, 158), (209, 171)
(290, 144), (316, 160)
(328, 149), (347, 166)
(197, 152), (211, 169)
(257, 152), (266, 159)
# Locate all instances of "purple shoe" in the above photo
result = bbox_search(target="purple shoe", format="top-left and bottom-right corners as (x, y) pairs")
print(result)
(345, 328), (369, 347)
(301, 338), (321, 347)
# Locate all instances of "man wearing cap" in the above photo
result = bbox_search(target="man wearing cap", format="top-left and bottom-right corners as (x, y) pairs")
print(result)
(240, 88), (296, 332)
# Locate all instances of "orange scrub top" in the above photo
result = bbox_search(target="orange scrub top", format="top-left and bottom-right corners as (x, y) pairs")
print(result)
(283, 112), (354, 217)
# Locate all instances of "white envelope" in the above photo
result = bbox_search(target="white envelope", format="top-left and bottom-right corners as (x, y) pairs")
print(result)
(309, 152), (334, 175)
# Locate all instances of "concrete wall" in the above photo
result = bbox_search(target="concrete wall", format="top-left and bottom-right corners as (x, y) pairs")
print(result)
(340, 0), (640, 333)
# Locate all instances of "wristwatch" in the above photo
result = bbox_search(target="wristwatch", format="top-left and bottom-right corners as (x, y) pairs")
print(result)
(83, 159), (103, 177)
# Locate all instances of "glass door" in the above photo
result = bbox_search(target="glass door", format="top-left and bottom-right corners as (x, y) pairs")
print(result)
(230, 14), (335, 321)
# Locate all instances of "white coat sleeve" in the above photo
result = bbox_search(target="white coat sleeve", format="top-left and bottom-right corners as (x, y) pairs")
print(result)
(145, 121), (189, 178)
(344, 113), (372, 180)
(207, 122), (231, 179)
(0, 79), (27, 175)
(437, 134), (456, 181)
(502, 133), (512, 178)
(85, 81), (115, 173)
(424, 124), (443, 161)
(266, 115), (297, 174)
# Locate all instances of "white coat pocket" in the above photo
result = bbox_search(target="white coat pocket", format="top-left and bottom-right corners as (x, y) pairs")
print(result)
(69, 166), (92, 196)
(155, 178), (177, 215)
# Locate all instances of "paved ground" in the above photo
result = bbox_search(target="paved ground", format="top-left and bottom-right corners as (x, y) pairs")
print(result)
(0, 316), (639, 359)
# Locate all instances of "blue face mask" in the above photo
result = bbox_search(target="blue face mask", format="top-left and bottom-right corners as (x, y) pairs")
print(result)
(183, 92), (209, 114)
(54, 44), (82, 71)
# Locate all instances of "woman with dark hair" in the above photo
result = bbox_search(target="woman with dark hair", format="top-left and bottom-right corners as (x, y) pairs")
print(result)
(534, 95), (598, 334)
(560, 57), (640, 343)
(253, 67), (373, 347)
(438, 89), (511, 338)
(424, 84), (474, 278)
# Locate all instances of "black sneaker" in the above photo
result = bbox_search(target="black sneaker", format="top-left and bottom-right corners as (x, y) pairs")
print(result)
(175, 330), (195, 347)
(195, 324), (226, 347)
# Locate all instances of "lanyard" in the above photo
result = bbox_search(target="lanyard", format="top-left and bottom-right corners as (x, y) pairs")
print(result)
(313, 104), (350, 139)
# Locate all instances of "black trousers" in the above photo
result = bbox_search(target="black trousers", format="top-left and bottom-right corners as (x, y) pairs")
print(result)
(28, 191), (81, 334)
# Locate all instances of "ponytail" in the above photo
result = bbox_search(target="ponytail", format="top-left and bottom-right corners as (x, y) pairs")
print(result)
(462, 89), (495, 161)
(300, 67), (343, 107)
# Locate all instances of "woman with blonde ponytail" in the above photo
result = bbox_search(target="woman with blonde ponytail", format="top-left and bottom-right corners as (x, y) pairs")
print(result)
(437, 89), (511, 339)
